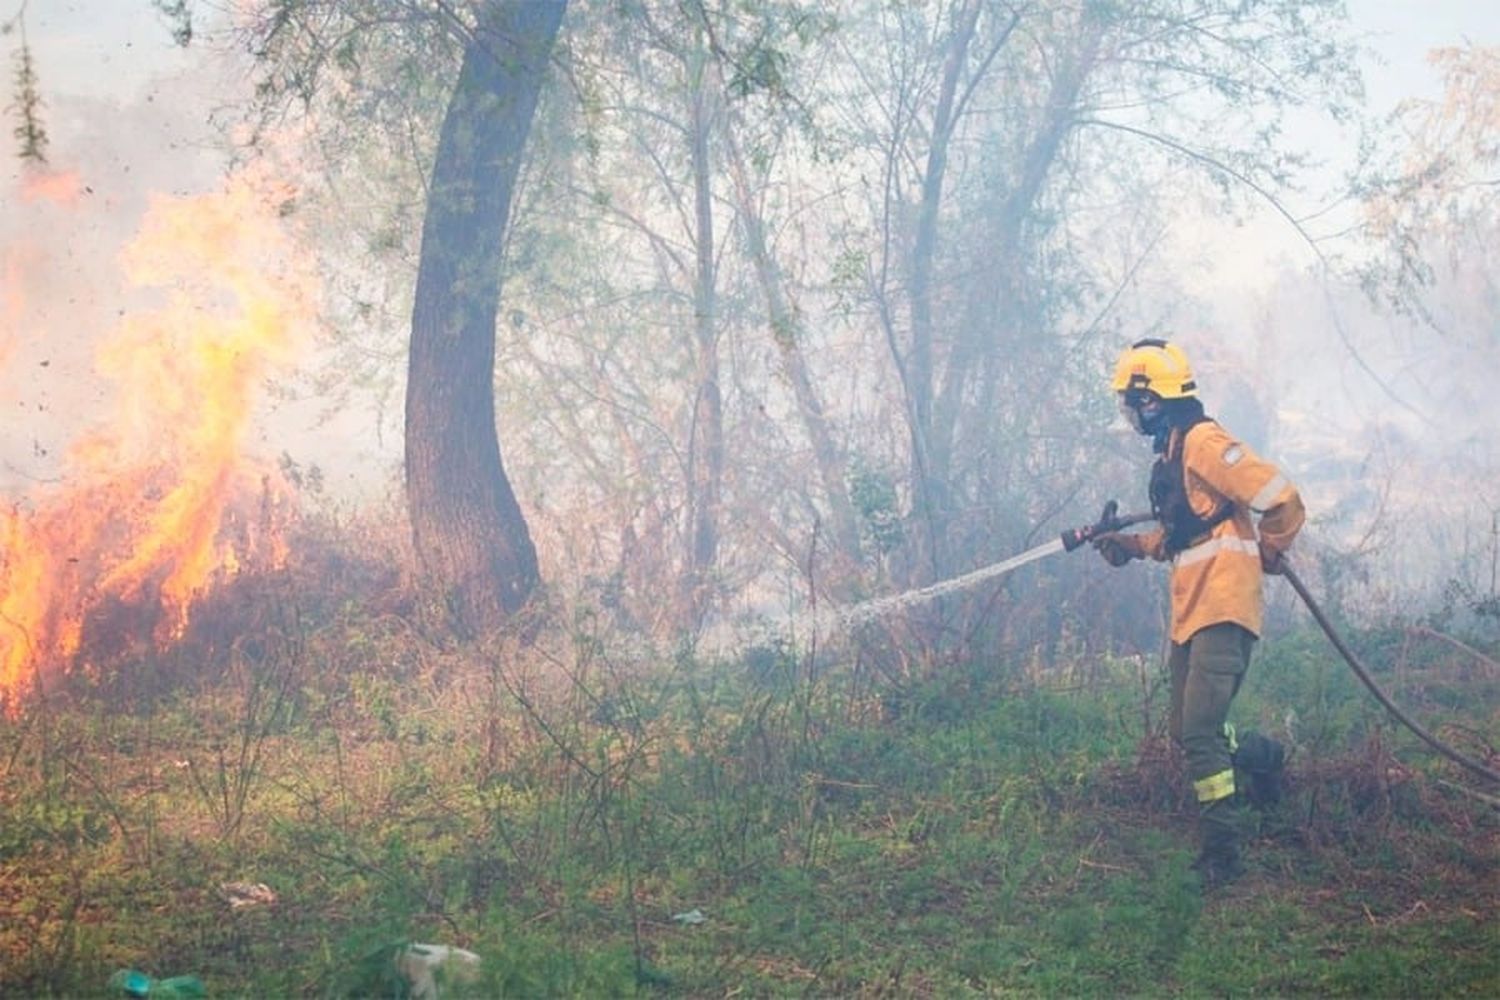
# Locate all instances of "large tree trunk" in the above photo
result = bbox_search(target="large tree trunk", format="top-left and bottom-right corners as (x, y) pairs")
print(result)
(405, 1), (565, 631)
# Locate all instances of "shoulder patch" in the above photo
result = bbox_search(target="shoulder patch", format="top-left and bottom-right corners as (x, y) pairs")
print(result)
(1222, 444), (1244, 466)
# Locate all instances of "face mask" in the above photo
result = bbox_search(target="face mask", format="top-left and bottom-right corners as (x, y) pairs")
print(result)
(1120, 392), (1164, 437)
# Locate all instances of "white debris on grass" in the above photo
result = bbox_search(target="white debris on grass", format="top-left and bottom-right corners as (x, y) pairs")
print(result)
(395, 944), (482, 1000)
(219, 881), (277, 910)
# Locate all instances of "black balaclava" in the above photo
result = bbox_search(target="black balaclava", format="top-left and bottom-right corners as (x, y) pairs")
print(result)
(1124, 391), (1205, 453)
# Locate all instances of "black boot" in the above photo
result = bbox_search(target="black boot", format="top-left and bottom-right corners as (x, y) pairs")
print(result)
(1192, 797), (1247, 889)
(1233, 730), (1286, 808)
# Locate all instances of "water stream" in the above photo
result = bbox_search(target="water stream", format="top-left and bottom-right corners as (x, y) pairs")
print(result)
(822, 537), (1066, 635)
(691, 536), (1072, 661)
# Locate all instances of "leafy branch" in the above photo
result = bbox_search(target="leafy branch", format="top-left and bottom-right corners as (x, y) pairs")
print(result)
(152, 0), (194, 48)
(5, 2), (47, 164)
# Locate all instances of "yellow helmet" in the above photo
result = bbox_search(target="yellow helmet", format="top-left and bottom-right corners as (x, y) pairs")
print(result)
(1110, 339), (1197, 399)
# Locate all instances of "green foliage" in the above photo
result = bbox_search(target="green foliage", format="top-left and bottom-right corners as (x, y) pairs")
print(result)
(848, 459), (903, 555)
(1, 618), (1494, 996)
(1432, 576), (1500, 637)
(10, 32), (47, 164)
(467, 916), (640, 997)
(152, 0), (194, 47)
(0, 793), (113, 859)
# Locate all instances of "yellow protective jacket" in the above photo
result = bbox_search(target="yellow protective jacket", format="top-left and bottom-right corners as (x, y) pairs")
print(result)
(1135, 421), (1305, 643)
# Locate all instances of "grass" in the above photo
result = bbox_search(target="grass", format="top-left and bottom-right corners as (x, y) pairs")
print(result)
(1, 608), (1496, 997)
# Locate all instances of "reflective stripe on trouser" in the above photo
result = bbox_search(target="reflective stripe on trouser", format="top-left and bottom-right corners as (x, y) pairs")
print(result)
(1194, 768), (1236, 803)
(1167, 622), (1256, 804)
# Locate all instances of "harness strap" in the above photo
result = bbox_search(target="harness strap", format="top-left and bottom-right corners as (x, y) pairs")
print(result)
(1151, 420), (1235, 557)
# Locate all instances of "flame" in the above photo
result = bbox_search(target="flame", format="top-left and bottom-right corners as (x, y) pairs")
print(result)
(1, 250), (23, 368)
(0, 165), (316, 711)
(21, 168), (85, 208)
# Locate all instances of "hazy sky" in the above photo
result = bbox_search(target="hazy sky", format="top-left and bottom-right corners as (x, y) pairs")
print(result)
(1352, 0), (1497, 103)
(17, 2), (1500, 144)
(1179, 1), (1500, 284)
(20, 4), (1495, 95)
(15, 0), (1494, 303)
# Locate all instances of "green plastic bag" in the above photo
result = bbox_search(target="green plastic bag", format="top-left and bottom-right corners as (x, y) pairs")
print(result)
(109, 969), (207, 997)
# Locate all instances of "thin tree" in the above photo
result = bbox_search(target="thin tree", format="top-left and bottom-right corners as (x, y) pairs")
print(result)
(4, 2), (48, 164)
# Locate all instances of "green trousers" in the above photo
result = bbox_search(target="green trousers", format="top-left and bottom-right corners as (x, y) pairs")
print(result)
(1167, 622), (1256, 804)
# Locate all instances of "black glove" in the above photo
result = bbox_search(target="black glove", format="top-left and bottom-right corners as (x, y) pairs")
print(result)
(1093, 532), (1141, 568)
(1259, 541), (1285, 575)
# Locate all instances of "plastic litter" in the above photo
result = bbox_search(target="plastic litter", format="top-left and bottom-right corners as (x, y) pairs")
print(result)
(219, 880), (278, 910)
(108, 970), (206, 998)
(672, 908), (707, 925)
(395, 943), (482, 1000)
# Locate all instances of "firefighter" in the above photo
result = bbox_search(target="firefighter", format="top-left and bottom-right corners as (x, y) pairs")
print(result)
(1093, 338), (1304, 888)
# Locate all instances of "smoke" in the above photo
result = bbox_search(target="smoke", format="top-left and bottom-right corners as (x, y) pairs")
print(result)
(1, 19), (403, 504)
(0, 48), (228, 486)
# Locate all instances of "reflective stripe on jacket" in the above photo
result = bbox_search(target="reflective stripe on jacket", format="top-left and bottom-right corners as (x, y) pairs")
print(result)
(1136, 422), (1305, 643)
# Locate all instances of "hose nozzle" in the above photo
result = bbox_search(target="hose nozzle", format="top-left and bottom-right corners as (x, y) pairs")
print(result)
(1061, 500), (1153, 552)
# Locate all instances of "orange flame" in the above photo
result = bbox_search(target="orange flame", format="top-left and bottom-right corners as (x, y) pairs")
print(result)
(0, 166), (316, 711)
(1, 250), (23, 368)
(21, 168), (84, 208)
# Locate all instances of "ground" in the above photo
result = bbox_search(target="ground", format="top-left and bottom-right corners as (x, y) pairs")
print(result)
(1, 620), (1496, 997)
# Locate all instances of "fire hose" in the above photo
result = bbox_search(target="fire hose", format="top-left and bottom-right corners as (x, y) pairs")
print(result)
(1279, 560), (1500, 786)
(1064, 503), (1500, 786)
